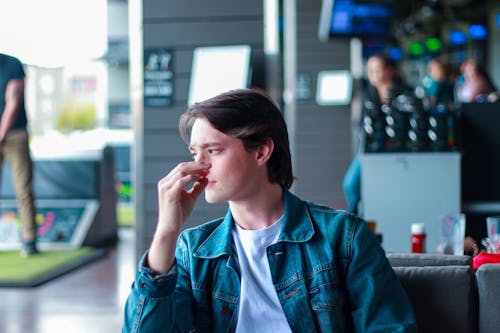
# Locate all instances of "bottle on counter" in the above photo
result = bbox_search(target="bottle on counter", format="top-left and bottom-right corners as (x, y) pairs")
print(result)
(411, 223), (426, 253)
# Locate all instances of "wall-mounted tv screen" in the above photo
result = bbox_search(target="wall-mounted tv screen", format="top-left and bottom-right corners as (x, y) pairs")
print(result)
(319, 0), (394, 42)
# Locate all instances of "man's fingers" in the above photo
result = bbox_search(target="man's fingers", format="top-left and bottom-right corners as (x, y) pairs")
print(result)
(187, 177), (208, 198)
(159, 162), (209, 191)
(169, 173), (204, 193)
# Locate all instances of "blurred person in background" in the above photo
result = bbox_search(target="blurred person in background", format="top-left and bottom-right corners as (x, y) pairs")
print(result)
(0, 53), (38, 257)
(422, 58), (455, 108)
(457, 58), (496, 103)
(343, 53), (413, 215)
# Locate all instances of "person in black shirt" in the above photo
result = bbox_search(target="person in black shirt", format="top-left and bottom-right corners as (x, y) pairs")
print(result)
(0, 53), (38, 256)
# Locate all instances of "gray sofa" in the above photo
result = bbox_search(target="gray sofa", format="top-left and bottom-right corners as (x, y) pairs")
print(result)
(387, 253), (500, 333)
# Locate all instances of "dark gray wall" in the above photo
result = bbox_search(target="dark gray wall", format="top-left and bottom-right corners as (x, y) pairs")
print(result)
(292, 0), (351, 208)
(134, 0), (352, 259)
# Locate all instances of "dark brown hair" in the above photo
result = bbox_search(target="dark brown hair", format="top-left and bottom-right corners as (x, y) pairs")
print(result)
(369, 53), (402, 82)
(179, 88), (294, 188)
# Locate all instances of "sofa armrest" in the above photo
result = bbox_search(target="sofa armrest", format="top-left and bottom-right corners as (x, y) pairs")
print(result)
(476, 264), (500, 333)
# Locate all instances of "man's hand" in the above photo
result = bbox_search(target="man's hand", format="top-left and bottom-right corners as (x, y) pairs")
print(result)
(0, 79), (24, 142)
(156, 161), (210, 235)
(147, 161), (210, 274)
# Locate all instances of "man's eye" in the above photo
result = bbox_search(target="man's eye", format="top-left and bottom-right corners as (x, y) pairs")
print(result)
(208, 149), (219, 154)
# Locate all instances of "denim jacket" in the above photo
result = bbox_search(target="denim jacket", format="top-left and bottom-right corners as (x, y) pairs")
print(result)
(123, 190), (417, 332)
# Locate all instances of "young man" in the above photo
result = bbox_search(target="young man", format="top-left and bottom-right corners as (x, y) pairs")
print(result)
(0, 53), (38, 256)
(123, 88), (416, 332)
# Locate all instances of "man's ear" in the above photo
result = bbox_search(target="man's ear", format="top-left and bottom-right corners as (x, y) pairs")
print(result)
(255, 138), (274, 166)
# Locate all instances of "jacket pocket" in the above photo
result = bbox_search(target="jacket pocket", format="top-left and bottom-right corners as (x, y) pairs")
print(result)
(308, 266), (349, 332)
(309, 280), (344, 311)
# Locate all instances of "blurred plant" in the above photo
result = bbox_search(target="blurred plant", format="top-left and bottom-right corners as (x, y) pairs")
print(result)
(56, 100), (96, 132)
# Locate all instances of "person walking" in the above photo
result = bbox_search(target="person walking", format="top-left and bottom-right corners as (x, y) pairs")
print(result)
(0, 53), (38, 256)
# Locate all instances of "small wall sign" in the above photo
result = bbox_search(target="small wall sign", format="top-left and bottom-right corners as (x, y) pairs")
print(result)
(144, 49), (173, 107)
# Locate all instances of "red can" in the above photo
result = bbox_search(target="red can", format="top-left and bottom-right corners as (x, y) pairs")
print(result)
(411, 223), (426, 253)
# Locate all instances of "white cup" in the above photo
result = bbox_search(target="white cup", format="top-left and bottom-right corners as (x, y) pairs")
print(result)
(486, 216), (500, 253)
(440, 214), (465, 255)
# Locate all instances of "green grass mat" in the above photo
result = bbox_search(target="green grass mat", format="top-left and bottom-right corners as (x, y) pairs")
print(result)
(0, 247), (107, 288)
(117, 203), (135, 227)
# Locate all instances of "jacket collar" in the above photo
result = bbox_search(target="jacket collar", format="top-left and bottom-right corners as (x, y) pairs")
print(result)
(193, 189), (314, 259)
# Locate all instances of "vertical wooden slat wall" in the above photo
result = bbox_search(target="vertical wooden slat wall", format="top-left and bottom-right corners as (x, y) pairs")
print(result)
(292, 0), (352, 208)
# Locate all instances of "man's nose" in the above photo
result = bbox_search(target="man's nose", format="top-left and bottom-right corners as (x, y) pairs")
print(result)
(194, 152), (208, 164)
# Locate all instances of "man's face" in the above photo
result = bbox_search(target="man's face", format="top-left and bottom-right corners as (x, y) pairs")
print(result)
(189, 118), (260, 204)
(367, 57), (386, 87)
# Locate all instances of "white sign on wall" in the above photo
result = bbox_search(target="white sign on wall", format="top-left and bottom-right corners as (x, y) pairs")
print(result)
(316, 70), (353, 106)
(188, 45), (251, 106)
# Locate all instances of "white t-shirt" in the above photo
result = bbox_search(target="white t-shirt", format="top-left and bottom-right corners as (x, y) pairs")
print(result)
(231, 216), (292, 333)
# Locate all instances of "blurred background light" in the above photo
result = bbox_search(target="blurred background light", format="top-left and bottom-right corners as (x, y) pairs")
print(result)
(0, 0), (107, 68)
(425, 37), (442, 53)
(388, 47), (404, 61)
(449, 30), (467, 46)
(468, 24), (487, 40)
(408, 42), (425, 57)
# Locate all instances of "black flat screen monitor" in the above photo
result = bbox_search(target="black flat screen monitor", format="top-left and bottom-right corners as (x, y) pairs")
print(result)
(319, 0), (394, 41)
(460, 102), (500, 203)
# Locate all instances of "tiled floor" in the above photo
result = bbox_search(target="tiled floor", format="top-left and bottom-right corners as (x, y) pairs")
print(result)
(0, 228), (136, 333)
